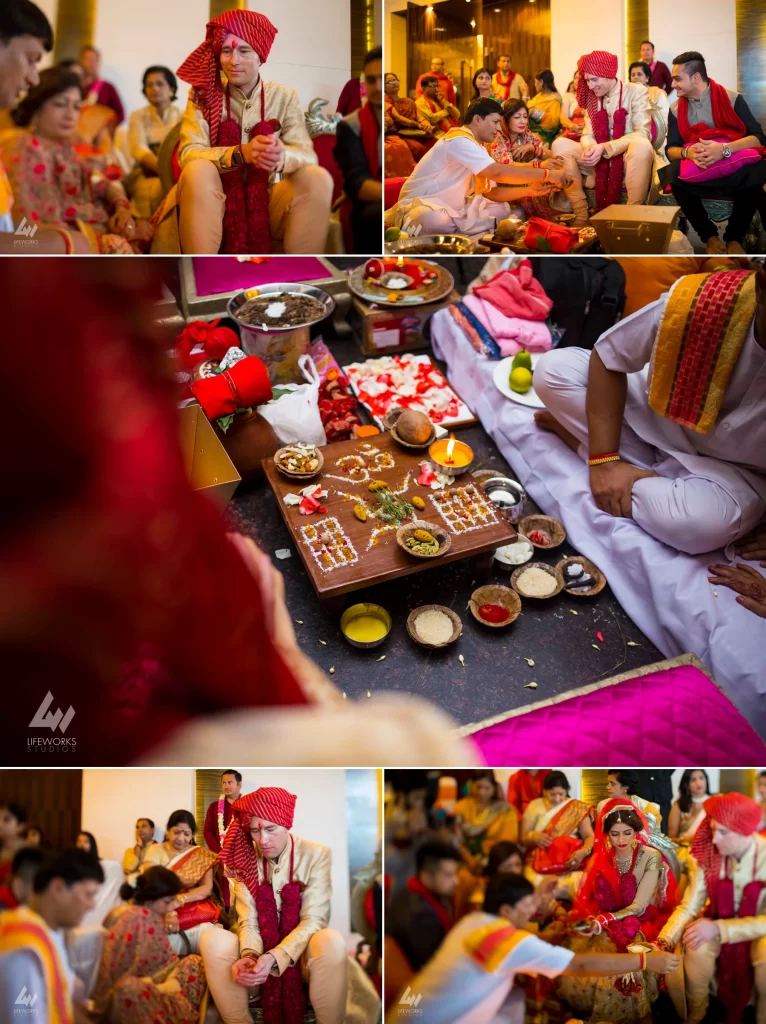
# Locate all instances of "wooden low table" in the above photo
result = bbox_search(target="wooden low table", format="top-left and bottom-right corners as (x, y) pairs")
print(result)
(263, 431), (517, 610)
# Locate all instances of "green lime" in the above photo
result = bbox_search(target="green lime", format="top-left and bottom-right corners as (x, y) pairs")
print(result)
(385, 227), (401, 242)
(510, 367), (533, 394)
(512, 350), (533, 371)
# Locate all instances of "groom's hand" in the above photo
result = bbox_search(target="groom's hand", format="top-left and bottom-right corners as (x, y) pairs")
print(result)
(252, 952), (277, 984)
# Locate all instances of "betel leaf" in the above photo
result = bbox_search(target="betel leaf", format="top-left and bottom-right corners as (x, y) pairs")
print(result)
(216, 407), (253, 434)
(535, 235), (553, 253)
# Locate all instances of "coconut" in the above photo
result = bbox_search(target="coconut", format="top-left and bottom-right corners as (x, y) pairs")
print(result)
(396, 409), (433, 445)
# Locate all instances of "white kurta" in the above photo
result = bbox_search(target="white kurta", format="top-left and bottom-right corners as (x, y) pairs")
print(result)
(393, 134), (508, 234)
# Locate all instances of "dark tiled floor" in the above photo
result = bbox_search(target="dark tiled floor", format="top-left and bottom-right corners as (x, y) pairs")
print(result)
(226, 260), (663, 728)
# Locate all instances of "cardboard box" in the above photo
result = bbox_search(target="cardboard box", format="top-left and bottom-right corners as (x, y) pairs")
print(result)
(590, 204), (681, 254)
(349, 290), (460, 356)
(179, 405), (241, 508)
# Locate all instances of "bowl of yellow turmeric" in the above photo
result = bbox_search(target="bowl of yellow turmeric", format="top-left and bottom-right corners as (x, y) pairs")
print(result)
(395, 520), (451, 559)
(340, 603), (392, 649)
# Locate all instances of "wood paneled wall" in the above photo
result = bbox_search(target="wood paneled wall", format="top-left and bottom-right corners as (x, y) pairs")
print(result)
(351, 0), (377, 79)
(53, 0), (96, 63)
(625, 0), (649, 79)
(481, 0), (551, 91)
(0, 770), (83, 851)
(737, 0), (766, 131)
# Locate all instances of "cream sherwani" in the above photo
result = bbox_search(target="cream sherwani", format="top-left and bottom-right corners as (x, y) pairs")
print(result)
(658, 834), (766, 1021)
(551, 79), (653, 218)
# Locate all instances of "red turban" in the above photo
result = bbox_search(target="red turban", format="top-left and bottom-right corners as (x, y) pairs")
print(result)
(219, 788), (297, 895)
(177, 9), (278, 145)
(691, 793), (763, 894)
(191, 356), (272, 420)
(236, 787), (297, 829)
(175, 318), (240, 370)
(577, 51), (619, 122)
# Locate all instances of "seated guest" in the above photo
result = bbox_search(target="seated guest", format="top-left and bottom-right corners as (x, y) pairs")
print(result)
(122, 817), (157, 884)
(142, 809), (219, 955)
(390, 97), (571, 236)
(127, 65), (182, 217)
(472, 67), (499, 102)
(492, 54), (528, 103)
(560, 70), (585, 139)
(521, 771), (594, 888)
(527, 69), (561, 147)
(3, 67), (149, 253)
(75, 832), (99, 860)
(386, 840), (462, 972)
(668, 769), (711, 842)
(91, 866), (207, 1023)
(202, 787), (357, 1024)
(416, 56), (456, 106)
(416, 75), (460, 140)
(386, 872), (680, 1024)
(0, 848), (103, 1021)
(629, 60), (669, 125)
(0, 847), (46, 910)
(552, 50), (652, 226)
(468, 841), (524, 913)
(639, 39), (672, 95)
(80, 44), (124, 124)
(657, 793), (766, 1024)
(660, 51), (766, 256)
(23, 826), (46, 849)
(534, 265), (766, 555)
(334, 45), (382, 254)
(175, 7), (332, 254)
(454, 771), (519, 918)
(507, 770), (549, 817)
(384, 72), (434, 176)
(598, 768), (662, 825)
(489, 99), (564, 221)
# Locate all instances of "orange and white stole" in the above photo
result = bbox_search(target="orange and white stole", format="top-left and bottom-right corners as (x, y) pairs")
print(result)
(423, 95), (458, 134)
(0, 906), (74, 1023)
(463, 917), (533, 972)
(442, 126), (494, 195)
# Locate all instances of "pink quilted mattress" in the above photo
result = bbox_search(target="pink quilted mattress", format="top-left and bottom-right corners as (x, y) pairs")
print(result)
(192, 257), (331, 296)
(467, 665), (766, 766)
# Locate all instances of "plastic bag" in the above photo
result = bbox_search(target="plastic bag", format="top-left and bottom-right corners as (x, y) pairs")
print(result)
(257, 354), (327, 446)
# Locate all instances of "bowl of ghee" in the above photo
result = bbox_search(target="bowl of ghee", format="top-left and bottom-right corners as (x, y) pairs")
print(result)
(340, 603), (392, 649)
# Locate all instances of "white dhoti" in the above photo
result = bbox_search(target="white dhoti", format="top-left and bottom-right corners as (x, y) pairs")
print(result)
(394, 193), (510, 237)
(551, 135), (654, 220)
(534, 346), (765, 555)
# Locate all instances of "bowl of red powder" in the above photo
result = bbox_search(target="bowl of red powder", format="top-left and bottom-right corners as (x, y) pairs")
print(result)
(518, 514), (566, 550)
(469, 585), (522, 629)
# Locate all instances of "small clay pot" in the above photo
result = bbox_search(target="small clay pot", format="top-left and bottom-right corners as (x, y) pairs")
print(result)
(556, 555), (607, 598)
(469, 585), (521, 628)
(518, 514), (566, 550)
(396, 520), (451, 559)
(406, 605), (462, 648)
(511, 562), (565, 600)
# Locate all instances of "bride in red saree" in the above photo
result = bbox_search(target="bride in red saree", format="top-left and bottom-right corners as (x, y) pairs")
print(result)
(557, 799), (679, 1023)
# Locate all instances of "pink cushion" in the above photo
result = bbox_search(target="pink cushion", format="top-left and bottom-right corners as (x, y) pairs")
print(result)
(680, 138), (761, 183)
(469, 665), (766, 766)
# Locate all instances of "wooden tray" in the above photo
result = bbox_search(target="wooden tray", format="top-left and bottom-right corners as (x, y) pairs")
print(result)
(263, 431), (516, 600)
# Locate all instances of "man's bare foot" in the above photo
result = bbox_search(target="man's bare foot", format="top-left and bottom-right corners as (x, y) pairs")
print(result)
(706, 235), (726, 255)
(534, 410), (581, 453)
(726, 240), (746, 255)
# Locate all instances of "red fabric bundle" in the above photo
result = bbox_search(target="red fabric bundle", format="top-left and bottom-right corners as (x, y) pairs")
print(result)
(677, 80), (747, 145)
(191, 356), (273, 419)
(176, 318), (241, 369)
(473, 259), (553, 321)
(523, 217), (581, 254)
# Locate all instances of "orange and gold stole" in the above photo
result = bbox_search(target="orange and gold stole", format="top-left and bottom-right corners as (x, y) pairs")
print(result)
(0, 906), (74, 1023)
(463, 917), (533, 972)
(441, 126), (494, 196)
(648, 269), (756, 434)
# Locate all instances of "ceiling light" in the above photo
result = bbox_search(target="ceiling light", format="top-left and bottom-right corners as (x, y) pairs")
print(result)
(470, 18), (476, 27)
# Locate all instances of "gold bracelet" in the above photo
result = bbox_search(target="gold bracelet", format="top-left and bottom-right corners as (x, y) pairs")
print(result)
(587, 454), (621, 467)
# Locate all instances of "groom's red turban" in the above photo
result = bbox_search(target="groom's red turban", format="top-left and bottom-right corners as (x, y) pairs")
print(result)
(577, 51), (619, 120)
(704, 793), (762, 836)
(177, 9), (278, 145)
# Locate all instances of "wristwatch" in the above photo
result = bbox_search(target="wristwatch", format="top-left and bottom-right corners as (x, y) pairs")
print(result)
(231, 145), (245, 167)
(722, 144), (732, 159)
(681, 147), (688, 160)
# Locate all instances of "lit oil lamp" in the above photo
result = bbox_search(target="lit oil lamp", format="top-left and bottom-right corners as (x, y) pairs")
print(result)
(428, 434), (474, 476)
(396, 256), (405, 270)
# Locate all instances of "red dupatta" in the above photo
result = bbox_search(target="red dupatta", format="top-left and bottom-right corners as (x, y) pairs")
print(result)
(676, 80), (747, 145)
(422, 95), (457, 134)
(359, 101), (381, 179)
(406, 875), (453, 935)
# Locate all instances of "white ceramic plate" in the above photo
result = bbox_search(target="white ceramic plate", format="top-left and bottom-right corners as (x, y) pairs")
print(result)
(493, 354), (545, 409)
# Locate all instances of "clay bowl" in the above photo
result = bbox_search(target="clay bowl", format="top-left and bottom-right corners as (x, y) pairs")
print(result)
(469, 585), (522, 629)
(511, 562), (565, 600)
(382, 408), (404, 431)
(274, 445), (324, 480)
(396, 520), (451, 559)
(518, 514), (566, 550)
(556, 555), (607, 598)
(390, 421), (437, 450)
(407, 604), (463, 649)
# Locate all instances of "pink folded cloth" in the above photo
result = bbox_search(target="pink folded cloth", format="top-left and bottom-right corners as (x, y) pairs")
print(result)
(472, 259), (553, 321)
(462, 294), (552, 357)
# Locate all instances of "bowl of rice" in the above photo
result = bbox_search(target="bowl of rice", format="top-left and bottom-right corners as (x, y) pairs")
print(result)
(511, 563), (564, 600)
(406, 605), (462, 648)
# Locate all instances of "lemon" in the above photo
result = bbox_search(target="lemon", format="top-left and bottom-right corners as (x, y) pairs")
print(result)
(510, 367), (533, 394)
(512, 349), (533, 371)
(385, 227), (401, 242)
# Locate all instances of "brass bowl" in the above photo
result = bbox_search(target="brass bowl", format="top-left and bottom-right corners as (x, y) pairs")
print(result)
(556, 555), (607, 598)
(511, 562), (565, 600)
(274, 445), (324, 480)
(469, 585), (522, 629)
(406, 604), (462, 648)
(340, 603), (392, 649)
(518, 514), (566, 550)
(396, 520), (451, 560)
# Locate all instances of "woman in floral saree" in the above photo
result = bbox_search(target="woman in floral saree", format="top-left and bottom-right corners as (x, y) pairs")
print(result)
(142, 809), (220, 955)
(557, 800), (679, 1024)
(453, 770), (519, 917)
(92, 866), (207, 1023)
(521, 770), (594, 888)
(487, 100), (564, 222)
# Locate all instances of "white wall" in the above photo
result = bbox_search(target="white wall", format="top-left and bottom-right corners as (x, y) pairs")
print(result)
(81, 768), (362, 936)
(648, 0), (737, 95)
(35, 0), (58, 70)
(550, 0), (624, 101)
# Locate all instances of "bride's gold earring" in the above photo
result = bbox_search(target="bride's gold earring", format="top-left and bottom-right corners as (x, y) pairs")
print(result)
(631, 837), (638, 850)
(605, 837), (612, 851)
